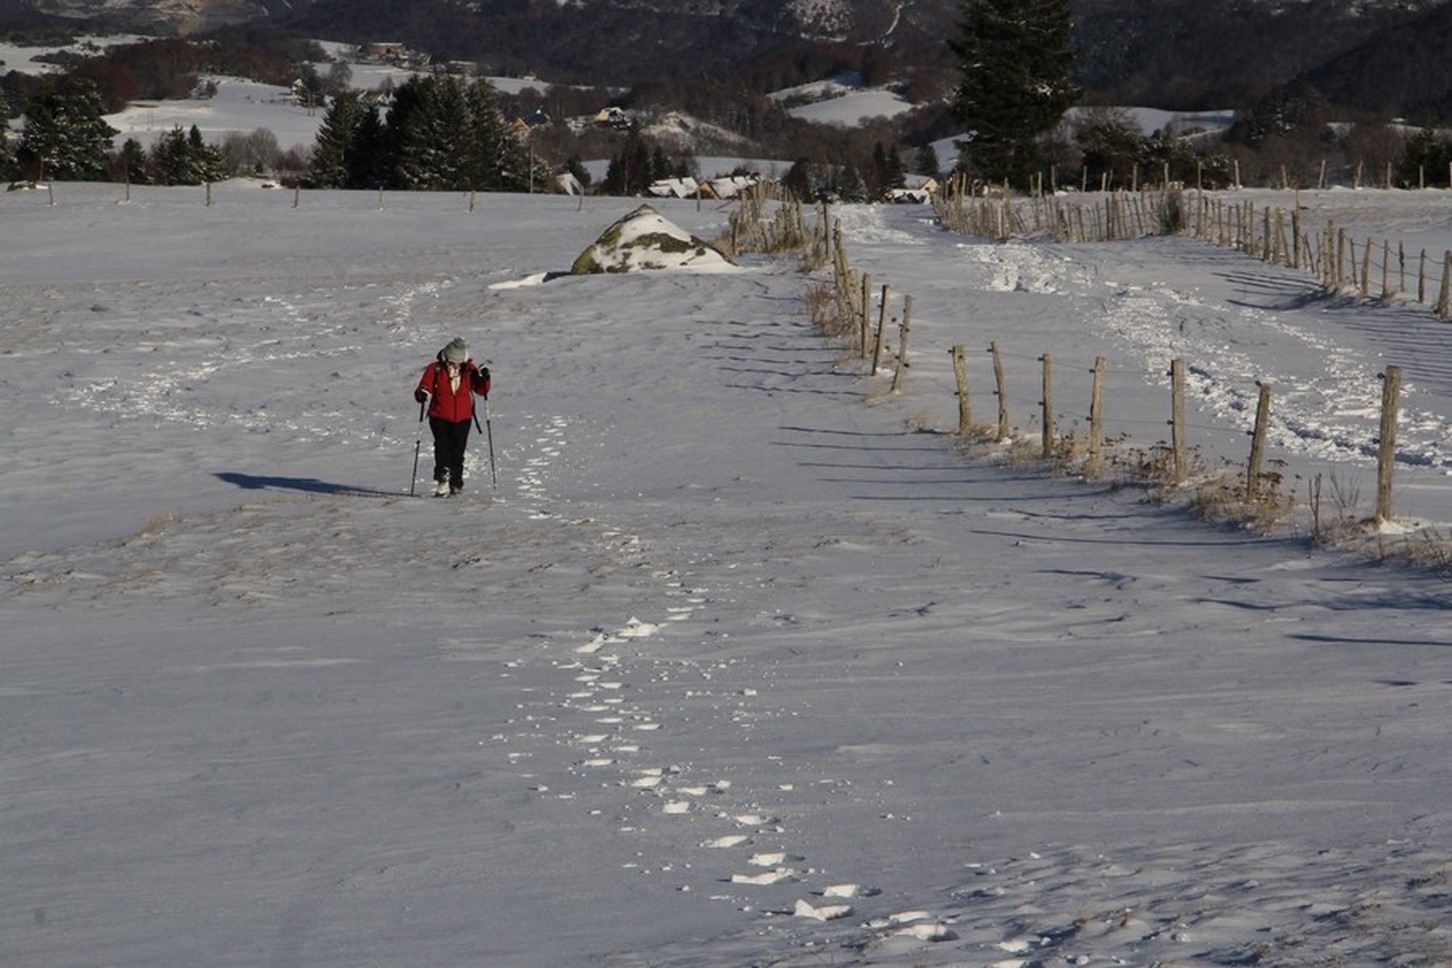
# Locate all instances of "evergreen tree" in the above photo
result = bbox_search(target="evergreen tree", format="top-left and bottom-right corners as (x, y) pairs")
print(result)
(18, 79), (118, 180)
(0, 130), (16, 181)
(118, 137), (149, 185)
(1074, 107), (1142, 187)
(649, 145), (673, 183)
(386, 75), (440, 190)
(347, 103), (389, 189)
(836, 163), (867, 203)
(948, 0), (1080, 189)
(867, 142), (890, 199)
(187, 124), (228, 183)
(150, 126), (195, 184)
(1400, 127), (1452, 188)
(465, 79), (525, 191)
(312, 90), (363, 188)
(783, 157), (815, 201)
(602, 128), (652, 195)
(914, 142), (942, 178)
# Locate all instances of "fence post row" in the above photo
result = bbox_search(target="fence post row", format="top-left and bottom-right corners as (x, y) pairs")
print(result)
(823, 191), (1416, 533)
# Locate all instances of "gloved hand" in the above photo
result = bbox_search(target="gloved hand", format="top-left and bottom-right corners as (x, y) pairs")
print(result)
(478, 366), (491, 399)
(414, 388), (428, 404)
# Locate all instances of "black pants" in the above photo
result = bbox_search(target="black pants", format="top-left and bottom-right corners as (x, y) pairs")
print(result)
(430, 417), (472, 489)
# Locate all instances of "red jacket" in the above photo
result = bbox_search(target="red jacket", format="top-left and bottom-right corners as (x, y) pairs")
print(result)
(416, 360), (490, 422)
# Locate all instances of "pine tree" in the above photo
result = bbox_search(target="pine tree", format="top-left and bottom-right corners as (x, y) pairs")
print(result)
(187, 124), (228, 183)
(388, 75), (443, 190)
(118, 138), (149, 185)
(312, 90), (363, 188)
(836, 163), (867, 203)
(18, 79), (118, 181)
(465, 79), (525, 192)
(914, 142), (942, 178)
(948, 0), (1080, 189)
(341, 104), (386, 191)
(347, 104), (389, 189)
(150, 126), (195, 184)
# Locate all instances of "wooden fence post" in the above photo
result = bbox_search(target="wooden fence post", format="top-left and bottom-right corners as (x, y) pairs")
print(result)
(1291, 195), (1302, 269)
(1085, 356), (1107, 479)
(890, 295), (912, 394)
(990, 341), (1009, 441)
(1039, 352), (1054, 458)
(951, 344), (971, 435)
(870, 284), (890, 374)
(1170, 358), (1188, 485)
(858, 273), (872, 356)
(1247, 381), (1272, 501)
(1437, 253), (1452, 318)
(1376, 365), (1402, 523)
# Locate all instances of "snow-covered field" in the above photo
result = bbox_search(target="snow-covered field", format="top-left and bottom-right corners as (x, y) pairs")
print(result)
(4, 179), (1452, 967)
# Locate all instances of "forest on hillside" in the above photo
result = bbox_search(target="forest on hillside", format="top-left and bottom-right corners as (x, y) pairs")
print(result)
(5, 0), (1452, 193)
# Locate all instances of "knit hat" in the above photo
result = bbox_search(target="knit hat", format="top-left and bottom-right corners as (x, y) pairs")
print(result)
(442, 338), (468, 364)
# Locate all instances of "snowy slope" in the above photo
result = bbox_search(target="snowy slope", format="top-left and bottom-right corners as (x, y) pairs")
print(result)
(3, 183), (1452, 967)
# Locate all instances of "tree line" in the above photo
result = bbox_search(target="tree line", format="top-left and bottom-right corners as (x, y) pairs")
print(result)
(7, 6), (1452, 198)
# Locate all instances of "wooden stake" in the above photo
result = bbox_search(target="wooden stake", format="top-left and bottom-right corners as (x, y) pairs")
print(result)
(1376, 365), (1402, 523)
(871, 284), (890, 375)
(1170, 358), (1187, 486)
(890, 295), (912, 394)
(1086, 356), (1106, 479)
(990, 341), (1008, 441)
(1039, 353), (1054, 458)
(951, 344), (971, 435)
(1247, 381), (1272, 501)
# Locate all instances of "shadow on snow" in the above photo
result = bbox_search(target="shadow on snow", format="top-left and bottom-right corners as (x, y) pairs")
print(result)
(215, 472), (399, 498)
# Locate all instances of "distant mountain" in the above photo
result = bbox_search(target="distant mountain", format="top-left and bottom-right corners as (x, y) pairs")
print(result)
(1305, 0), (1452, 121)
(11, 0), (268, 34)
(6, 0), (1452, 120)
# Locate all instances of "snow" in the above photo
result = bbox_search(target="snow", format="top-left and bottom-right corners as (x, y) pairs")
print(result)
(775, 77), (916, 125)
(6, 178), (1452, 967)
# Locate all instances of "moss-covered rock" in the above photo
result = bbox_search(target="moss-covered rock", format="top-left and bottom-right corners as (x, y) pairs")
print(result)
(570, 204), (734, 275)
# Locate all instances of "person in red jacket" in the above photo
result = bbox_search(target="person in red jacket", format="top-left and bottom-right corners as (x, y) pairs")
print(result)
(414, 337), (491, 496)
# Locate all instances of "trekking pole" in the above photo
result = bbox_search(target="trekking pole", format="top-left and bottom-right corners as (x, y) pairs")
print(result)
(408, 397), (425, 496)
(474, 397), (498, 488)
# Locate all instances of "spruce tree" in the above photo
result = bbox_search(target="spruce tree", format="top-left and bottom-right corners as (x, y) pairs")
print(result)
(465, 79), (524, 192)
(347, 104), (392, 191)
(914, 142), (942, 178)
(118, 138), (149, 185)
(312, 90), (363, 189)
(347, 104), (389, 190)
(388, 75), (443, 190)
(18, 79), (117, 181)
(187, 125), (228, 183)
(948, 0), (1080, 189)
(150, 127), (195, 184)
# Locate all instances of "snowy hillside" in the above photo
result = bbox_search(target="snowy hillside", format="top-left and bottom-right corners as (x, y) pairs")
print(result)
(4, 182), (1452, 967)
